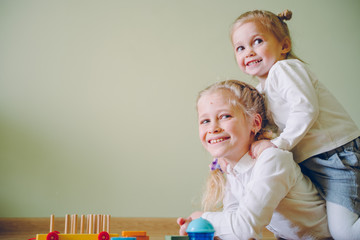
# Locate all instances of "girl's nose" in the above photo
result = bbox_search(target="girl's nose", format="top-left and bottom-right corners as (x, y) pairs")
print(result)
(246, 49), (255, 58)
(208, 126), (223, 134)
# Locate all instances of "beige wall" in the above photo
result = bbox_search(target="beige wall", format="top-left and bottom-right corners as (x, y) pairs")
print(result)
(0, 0), (359, 217)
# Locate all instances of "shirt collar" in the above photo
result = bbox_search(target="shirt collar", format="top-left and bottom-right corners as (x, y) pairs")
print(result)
(228, 152), (254, 175)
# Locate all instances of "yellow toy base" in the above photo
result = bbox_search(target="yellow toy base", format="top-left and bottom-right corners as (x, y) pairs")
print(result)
(36, 233), (119, 240)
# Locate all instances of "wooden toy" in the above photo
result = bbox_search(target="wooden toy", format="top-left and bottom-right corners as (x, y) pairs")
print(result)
(35, 214), (119, 240)
(122, 231), (149, 240)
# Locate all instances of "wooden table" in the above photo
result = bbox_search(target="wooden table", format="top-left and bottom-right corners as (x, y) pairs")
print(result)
(0, 217), (276, 240)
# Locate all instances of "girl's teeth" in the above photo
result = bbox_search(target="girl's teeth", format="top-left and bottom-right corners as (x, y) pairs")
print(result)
(247, 60), (261, 66)
(210, 138), (224, 144)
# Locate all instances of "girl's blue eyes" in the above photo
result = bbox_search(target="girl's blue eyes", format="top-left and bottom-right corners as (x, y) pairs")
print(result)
(200, 115), (232, 124)
(221, 115), (231, 119)
(236, 46), (244, 53)
(254, 38), (263, 45)
(236, 38), (263, 52)
(201, 120), (210, 124)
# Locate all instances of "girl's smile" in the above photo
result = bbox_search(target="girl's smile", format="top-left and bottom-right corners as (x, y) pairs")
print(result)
(208, 137), (230, 144)
(246, 59), (262, 66)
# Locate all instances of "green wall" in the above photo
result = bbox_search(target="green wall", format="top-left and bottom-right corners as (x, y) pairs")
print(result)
(1, 0), (359, 217)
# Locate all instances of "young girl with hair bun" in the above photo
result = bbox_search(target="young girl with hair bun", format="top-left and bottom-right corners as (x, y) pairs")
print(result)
(231, 9), (360, 239)
(177, 80), (331, 240)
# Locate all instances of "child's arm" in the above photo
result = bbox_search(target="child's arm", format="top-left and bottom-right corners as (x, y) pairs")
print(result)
(269, 61), (319, 151)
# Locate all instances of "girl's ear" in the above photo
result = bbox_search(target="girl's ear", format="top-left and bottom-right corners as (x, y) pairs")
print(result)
(252, 113), (262, 134)
(281, 37), (291, 55)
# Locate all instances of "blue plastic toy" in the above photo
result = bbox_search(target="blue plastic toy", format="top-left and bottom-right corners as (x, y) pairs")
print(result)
(186, 218), (215, 240)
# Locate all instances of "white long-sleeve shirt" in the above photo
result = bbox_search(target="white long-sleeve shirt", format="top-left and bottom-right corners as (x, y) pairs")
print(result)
(202, 148), (331, 240)
(257, 59), (360, 162)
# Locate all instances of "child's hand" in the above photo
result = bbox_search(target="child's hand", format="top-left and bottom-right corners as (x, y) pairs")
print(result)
(250, 140), (276, 159)
(177, 211), (203, 236)
(177, 216), (191, 235)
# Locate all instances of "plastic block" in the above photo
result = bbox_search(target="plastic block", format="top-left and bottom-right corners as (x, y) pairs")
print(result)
(122, 231), (147, 237)
(165, 235), (189, 240)
(135, 236), (149, 240)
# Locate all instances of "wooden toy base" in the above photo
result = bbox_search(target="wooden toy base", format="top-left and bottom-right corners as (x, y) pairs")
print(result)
(36, 233), (119, 240)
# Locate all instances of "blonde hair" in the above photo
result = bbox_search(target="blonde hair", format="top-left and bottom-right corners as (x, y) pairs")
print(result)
(198, 80), (267, 212)
(231, 9), (301, 60)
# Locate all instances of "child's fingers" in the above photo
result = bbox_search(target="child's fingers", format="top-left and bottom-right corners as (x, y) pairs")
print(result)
(177, 217), (185, 226)
(178, 216), (193, 235)
(250, 144), (257, 159)
(179, 224), (188, 236)
(249, 147), (254, 159)
(179, 218), (192, 235)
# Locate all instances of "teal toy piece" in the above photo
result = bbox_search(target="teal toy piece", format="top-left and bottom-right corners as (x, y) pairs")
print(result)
(186, 218), (215, 240)
(111, 238), (136, 240)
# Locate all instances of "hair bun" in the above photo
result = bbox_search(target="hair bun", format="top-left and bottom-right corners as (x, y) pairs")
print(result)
(278, 9), (292, 21)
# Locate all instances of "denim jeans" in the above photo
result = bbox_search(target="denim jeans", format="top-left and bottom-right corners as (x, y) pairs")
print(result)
(300, 137), (360, 215)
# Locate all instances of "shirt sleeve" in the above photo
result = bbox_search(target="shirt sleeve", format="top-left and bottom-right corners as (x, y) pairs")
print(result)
(202, 148), (297, 239)
(269, 61), (319, 150)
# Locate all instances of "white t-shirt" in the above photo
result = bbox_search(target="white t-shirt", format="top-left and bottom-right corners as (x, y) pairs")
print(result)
(202, 148), (331, 240)
(257, 59), (360, 162)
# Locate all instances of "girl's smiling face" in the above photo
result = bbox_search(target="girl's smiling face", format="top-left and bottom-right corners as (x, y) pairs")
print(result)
(232, 21), (290, 81)
(197, 90), (255, 165)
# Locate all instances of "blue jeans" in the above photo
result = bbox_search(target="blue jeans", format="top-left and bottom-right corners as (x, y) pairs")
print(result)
(300, 137), (360, 215)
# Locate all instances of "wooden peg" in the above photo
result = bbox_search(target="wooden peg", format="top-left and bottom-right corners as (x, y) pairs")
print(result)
(64, 214), (70, 234)
(96, 214), (100, 233)
(50, 214), (55, 233)
(88, 214), (93, 234)
(102, 214), (106, 231)
(80, 214), (85, 234)
(107, 215), (111, 233)
(70, 214), (74, 234)
(73, 214), (78, 234)
(86, 214), (90, 234)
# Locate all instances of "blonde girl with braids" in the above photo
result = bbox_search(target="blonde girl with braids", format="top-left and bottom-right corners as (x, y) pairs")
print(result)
(231, 10), (360, 239)
(177, 80), (331, 240)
